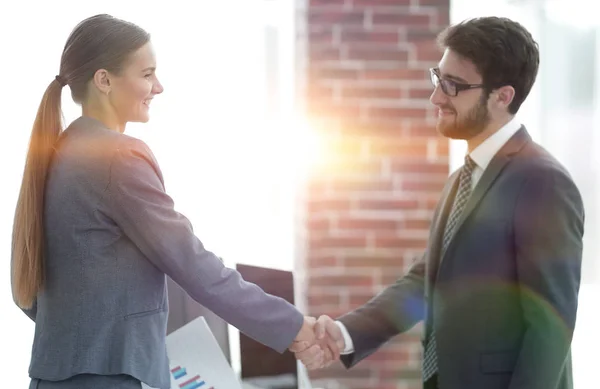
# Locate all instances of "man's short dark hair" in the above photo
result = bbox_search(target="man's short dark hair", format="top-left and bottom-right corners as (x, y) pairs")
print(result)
(437, 17), (540, 114)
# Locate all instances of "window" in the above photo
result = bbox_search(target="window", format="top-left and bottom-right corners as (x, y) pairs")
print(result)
(1, 1), (307, 386)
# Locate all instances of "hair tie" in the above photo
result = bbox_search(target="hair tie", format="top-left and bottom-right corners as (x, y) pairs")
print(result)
(55, 75), (67, 87)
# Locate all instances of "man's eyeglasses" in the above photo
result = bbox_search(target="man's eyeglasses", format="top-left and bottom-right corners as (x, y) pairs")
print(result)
(429, 68), (484, 97)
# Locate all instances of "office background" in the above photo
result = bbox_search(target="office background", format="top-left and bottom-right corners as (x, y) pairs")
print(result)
(1, 1), (598, 388)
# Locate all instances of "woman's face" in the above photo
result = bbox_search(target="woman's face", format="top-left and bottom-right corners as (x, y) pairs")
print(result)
(108, 42), (164, 124)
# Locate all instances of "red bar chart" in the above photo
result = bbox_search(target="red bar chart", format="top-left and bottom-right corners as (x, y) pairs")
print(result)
(170, 365), (215, 389)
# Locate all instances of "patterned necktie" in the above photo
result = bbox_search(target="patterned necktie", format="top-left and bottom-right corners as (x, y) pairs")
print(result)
(422, 155), (476, 382)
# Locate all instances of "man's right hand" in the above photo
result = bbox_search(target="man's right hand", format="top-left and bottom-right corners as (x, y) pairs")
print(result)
(291, 315), (346, 370)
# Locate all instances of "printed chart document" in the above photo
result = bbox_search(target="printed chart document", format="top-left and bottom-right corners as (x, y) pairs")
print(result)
(142, 316), (243, 389)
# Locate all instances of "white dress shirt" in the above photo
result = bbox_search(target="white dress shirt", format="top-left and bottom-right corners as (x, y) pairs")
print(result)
(335, 116), (522, 354)
(468, 116), (522, 189)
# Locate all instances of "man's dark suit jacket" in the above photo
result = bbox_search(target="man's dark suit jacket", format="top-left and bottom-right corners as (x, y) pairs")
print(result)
(339, 128), (584, 389)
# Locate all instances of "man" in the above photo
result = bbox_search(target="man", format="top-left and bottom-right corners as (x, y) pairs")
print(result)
(291, 16), (584, 389)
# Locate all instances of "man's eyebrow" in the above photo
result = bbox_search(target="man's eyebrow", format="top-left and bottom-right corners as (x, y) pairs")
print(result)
(441, 71), (468, 83)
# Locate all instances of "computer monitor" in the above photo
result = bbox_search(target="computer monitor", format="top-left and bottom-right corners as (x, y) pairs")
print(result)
(166, 264), (301, 389)
(236, 264), (298, 389)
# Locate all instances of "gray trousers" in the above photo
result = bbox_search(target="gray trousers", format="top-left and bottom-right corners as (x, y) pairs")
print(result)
(29, 374), (142, 389)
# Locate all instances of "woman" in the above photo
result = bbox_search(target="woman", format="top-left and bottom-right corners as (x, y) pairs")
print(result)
(11, 14), (327, 389)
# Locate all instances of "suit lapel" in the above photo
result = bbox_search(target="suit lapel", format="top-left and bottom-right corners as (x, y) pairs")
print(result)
(435, 127), (532, 278)
(428, 171), (460, 282)
(423, 171), (459, 341)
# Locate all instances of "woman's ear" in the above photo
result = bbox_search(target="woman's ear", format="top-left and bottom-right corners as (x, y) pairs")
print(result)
(92, 69), (112, 95)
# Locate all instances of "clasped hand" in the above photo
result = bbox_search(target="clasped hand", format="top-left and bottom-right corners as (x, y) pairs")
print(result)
(289, 315), (345, 370)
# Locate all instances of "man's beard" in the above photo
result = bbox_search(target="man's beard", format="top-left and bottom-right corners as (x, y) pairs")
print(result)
(436, 95), (491, 140)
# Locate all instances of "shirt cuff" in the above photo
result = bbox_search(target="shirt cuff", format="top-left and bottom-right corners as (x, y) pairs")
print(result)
(335, 320), (355, 355)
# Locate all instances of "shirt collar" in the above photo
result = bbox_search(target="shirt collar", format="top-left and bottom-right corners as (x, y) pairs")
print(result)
(469, 116), (521, 170)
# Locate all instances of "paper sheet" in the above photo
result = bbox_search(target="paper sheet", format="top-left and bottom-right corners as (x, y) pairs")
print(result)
(142, 316), (243, 389)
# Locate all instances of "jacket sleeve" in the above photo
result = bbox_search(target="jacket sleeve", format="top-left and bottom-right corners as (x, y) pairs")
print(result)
(338, 254), (426, 367)
(509, 168), (584, 389)
(103, 137), (303, 353)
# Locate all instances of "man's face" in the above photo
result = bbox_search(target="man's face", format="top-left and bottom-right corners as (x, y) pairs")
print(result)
(429, 49), (490, 140)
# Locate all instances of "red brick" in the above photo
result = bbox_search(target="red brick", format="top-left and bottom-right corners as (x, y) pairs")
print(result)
(432, 7), (450, 27)
(308, 365), (373, 379)
(418, 0), (450, 6)
(343, 121), (405, 138)
(353, 0), (411, 5)
(362, 68), (428, 81)
(347, 46), (409, 62)
(306, 307), (349, 320)
(308, 180), (329, 196)
(404, 124), (439, 138)
(373, 234), (427, 249)
(309, 273), (374, 287)
(344, 255), (405, 268)
(413, 41), (442, 62)
(377, 383), (421, 389)
(373, 13), (430, 27)
(308, 9), (365, 26)
(309, 235), (369, 250)
(309, 44), (342, 61)
(307, 255), (339, 267)
(340, 29), (400, 44)
(407, 87), (434, 99)
(316, 377), (374, 389)
(310, 65), (360, 80)
(434, 138), (450, 157)
(309, 28), (334, 44)
(307, 83), (335, 101)
(357, 198), (420, 211)
(381, 268), (419, 285)
(401, 178), (446, 192)
(379, 365), (420, 379)
(341, 86), (403, 100)
(391, 159), (449, 174)
(307, 291), (342, 307)
(348, 291), (377, 307)
(329, 178), (393, 193)
(406, 28), (442, 43)
(307, 198), (351, 213)
(365, 348), (415, 363)
(367, 106), (429, 120)
(421, 195), (442, 210)
(308, 216), (331, 231)
(310, 0), (347, 5)
(404, 217), (432, 230)
(305, 2), (450, 387)
(336, 217), (399, 231)
(369, 138), (428, 157)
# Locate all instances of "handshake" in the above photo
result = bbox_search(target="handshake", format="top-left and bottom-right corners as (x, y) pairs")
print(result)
(288, 315), (346, 370)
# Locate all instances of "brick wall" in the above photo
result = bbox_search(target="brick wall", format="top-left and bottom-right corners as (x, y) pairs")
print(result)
(302, 0), (450, 388)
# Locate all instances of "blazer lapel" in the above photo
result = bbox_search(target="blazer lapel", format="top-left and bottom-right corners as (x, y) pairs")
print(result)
(427, 171), (460, 283)
(435, 126), (532, 276)
(424, 171), (460, 341)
